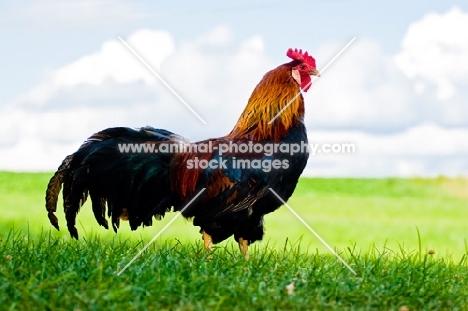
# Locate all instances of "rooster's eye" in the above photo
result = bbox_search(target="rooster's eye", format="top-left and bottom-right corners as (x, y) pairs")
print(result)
(300, 65), (306, 70)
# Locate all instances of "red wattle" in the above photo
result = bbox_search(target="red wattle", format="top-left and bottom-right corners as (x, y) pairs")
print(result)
(300, 75), (312, 92)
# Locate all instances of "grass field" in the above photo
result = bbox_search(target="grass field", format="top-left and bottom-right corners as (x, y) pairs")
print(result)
(0, 172), (467, 309)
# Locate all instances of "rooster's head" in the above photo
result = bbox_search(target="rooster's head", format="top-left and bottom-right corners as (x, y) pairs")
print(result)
(287, 48), (319, 92)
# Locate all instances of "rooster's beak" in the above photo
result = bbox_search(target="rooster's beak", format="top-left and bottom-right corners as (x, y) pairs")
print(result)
(309, 69), (320, 77)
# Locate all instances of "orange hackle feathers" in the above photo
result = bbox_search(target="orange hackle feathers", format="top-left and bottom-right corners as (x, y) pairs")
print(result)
(228, 65), (305, 142)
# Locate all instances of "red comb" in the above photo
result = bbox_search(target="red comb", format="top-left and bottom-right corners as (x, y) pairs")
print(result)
(286, 48), (316, 68)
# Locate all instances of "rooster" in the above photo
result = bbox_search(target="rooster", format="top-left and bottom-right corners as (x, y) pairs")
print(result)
(46, 48), (319, 259)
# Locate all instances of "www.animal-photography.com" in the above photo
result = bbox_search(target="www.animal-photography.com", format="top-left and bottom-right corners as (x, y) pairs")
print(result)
(1, 1), (467, 310)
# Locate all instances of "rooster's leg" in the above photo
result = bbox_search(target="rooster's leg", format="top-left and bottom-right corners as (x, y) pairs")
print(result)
(202, 231), (213, 260)
(238, 237), (249, 260)
(202, 231), (213, 251)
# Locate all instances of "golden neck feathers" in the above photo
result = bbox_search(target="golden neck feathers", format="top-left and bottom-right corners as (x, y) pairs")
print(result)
(227, 65), (305, 142)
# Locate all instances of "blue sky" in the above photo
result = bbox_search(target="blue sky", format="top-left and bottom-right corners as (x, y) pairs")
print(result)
(1, 0), (468, 176)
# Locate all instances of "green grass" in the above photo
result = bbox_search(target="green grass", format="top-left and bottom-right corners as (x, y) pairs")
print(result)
(1, 230), (467, 310)
(0, 172), (467, 309)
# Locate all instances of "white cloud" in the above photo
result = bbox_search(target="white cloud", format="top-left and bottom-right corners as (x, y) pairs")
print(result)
(309, 124), (468, 157)
(306, 124), (468, 177)
(21, 29), (175, 105)
(394, 7), (468, 100)
(305, 39), (416, 131)
(305, 7), (468, 132)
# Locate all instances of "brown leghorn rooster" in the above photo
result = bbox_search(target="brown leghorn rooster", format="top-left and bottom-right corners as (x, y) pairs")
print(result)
(46, 48), (319, 259)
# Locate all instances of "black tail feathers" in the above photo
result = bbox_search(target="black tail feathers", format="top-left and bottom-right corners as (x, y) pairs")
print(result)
(45, 126), (181, 239)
